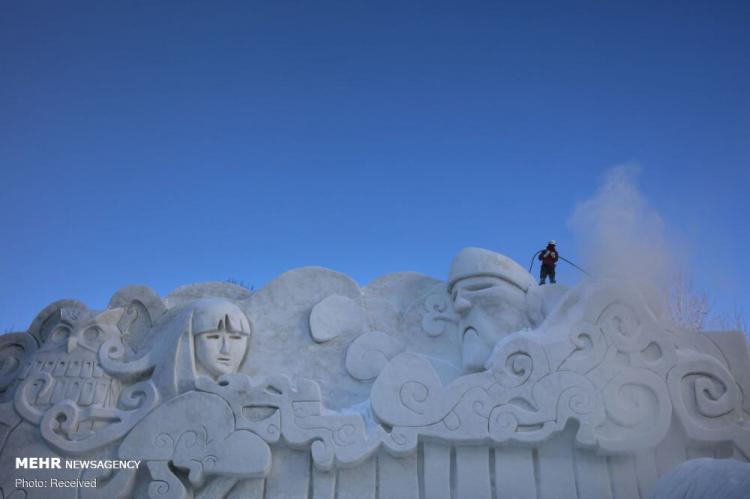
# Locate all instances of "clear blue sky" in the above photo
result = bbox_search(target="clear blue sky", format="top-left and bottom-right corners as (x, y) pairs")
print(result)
(1, 1), (748, 331)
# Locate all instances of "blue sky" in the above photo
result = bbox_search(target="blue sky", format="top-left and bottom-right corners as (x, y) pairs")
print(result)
(1, 1), (748, 331)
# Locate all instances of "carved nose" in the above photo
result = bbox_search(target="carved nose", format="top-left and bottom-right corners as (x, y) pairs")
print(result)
(219, 335), (230, 354)
(453, 295), (472, 315)
(66, 337), (78, 353)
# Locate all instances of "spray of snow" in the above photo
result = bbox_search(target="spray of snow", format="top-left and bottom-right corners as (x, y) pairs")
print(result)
(568, 165), (745, 332)
(567, 165), (680, 291)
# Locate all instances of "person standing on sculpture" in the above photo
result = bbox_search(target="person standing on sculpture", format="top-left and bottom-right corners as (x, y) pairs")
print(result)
(538, 240), (559, 285)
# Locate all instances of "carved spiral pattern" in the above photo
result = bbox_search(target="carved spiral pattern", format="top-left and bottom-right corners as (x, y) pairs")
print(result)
(570, 331), (594, 353)
(14, 372), (54, 424)
(0, 351), (20, 379)
(667, 352), (741, 442)
(425, 293), (450, 314)
(98, 338), (155, 379)
(596, 367), (672, 451)
(43, 400), (80, 435)
(492, 351), (534, 388)
(118, 380), (158, 410)
(506, 352), (533, 380)
(692, 374), (734, 417)
(488, 335), (551, 388)
(422, 293), (456, 337)
(561, 324), (608, 374)
(154, 433), (174, 449)
(488, 408), (520, 442)
(0, 333), (37, 397)
(559, 386), (597, 418)
(149, 480), (171, 497)
(104, 339), (126, 361)
(40, 399), (121, 453)
(400, 381), (429, 415)
(677, 368), (736, 418)
(333, 424), (357, 446)
(177, 430), (200, 449)
(604, 379), (660, 428)
(381, 427), (418, 456)
(597, 302), (649, 352)
(311, 439), (334, 469)
(472, 399), (487, 418)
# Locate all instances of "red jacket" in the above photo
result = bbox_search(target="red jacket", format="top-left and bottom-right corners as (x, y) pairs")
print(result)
(539, 245), (559, 266)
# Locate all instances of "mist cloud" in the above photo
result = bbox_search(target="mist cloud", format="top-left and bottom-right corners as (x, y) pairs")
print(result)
(567, 165), (679, 290)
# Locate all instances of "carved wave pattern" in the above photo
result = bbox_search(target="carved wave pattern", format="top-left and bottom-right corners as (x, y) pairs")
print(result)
(368, 286), (750, 458)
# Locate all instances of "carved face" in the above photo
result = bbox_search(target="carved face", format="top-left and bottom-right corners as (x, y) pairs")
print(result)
(451, 276), (528, 372)
(40, 321), (114, 355)
(194, 330), (248, 378)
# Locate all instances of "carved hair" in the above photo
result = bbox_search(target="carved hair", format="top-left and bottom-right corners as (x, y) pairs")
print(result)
(100, 298), (252, 399)
(174, 299), (252, 394)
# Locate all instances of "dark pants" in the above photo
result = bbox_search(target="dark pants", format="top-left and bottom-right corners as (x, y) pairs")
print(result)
(540, 264), (556, 285)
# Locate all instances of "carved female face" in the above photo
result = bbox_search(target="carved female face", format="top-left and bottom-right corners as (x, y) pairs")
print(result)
(194, 330), (248, 378)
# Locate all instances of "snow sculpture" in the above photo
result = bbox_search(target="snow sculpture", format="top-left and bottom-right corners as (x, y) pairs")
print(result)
(651, 458), (750, 499)
(0, 248), (748, 499)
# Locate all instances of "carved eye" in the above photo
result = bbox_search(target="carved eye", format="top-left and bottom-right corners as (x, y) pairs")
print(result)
(464, 283), (494, 292)
(83, 327), (102, 344)
(229, 335), (243, 340)
(49, 326), (71, 344)
(205, 334), (220, 340)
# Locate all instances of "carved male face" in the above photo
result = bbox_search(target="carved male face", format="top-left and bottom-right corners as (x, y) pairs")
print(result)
(451, 276), (528, 372)
(194, 330), (248, 378)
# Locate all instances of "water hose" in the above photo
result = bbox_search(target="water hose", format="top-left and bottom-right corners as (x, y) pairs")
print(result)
(529, 250), (592, 277)
(559, 256), (592, 277)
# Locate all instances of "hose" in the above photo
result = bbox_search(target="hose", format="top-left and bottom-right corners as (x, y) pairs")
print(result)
(529, 250), (592, 277)
(559, 256), (592, 277)
(528, 250), (542, 273)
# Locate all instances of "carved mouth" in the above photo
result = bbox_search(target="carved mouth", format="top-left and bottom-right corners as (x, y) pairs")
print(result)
(463, 327), (478, 340)
(216, 356), (231, 364)
(461, 327), (489, 372)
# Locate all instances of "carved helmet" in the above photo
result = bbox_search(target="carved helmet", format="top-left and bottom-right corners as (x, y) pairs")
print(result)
(448, 247), (535, 293)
